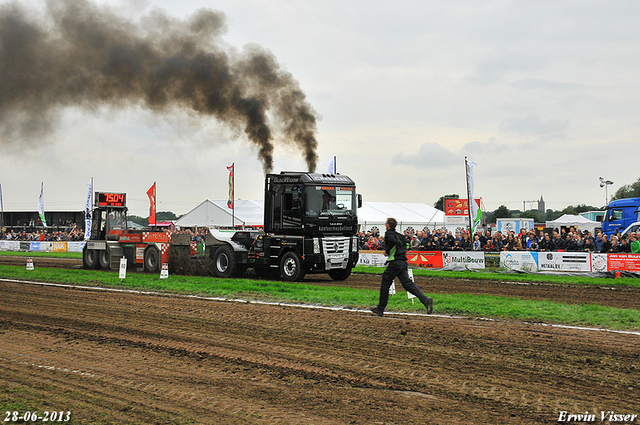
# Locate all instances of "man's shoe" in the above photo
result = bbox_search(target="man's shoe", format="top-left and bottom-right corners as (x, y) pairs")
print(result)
(423, 297), (433, 314)
(370, 306), (384, 317)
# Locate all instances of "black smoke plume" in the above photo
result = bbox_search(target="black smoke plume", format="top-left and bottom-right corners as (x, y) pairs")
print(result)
(0, 0), (319, 173)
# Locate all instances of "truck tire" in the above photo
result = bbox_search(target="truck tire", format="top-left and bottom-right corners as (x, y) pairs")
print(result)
(280, 251), (306, 282)
(144, 246), (161, 273)
(83, 248), (99, 269)
(328, 267), (352, 281)
(214, 245), (237, 278)
(98, 248), (111, 269)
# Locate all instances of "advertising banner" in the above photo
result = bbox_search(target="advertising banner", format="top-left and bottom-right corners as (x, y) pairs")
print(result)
(357, 251), (387, 267)
(0, 241), (19, 251)
(52, 241), (68, 252)
(500, 251), (539, 271)
(442, 251), (485, 269)
(591, 253), (608, 273)
(30, 241), (41, 252)
(603, 253), (640, 272)
(444, 198), (481, 227)
(538, 252), (591, 272)
(67, 242), (86, 253)
(407, 251), (444, 268)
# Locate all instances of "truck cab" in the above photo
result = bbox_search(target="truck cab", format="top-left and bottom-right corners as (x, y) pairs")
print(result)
(264, 172), (359, 236)
(602, 197), (640, 236)
(211, 172), (362, 282)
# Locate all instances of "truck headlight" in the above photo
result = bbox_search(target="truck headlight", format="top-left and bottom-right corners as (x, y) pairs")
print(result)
(313, 238), (320, 254)
(352, 236), (359, 252)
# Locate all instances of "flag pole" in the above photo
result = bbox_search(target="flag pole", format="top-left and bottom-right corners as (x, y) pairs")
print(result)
(334, 156), (337, 174)
(465, 157), (472, 234)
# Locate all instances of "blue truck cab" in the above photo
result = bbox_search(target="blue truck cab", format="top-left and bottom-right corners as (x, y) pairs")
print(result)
(602, 197), (640, 236)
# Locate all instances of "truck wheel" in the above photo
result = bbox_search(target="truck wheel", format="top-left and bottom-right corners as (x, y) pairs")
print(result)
(280, 251), (306, 282)
(83, 248), (99, 269)
(99, 248), (111, 269)
(328, 267), (352, 281)
(144, 247), (161, 273)
(214, 245), (237, 278)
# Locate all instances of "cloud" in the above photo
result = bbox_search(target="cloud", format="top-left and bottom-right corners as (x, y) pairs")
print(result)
(466, 50), (545, 86)
(499, 113), (569, 139)
(462, 139), (512, 157)
(391, 142), (459, 168)
(511, 78), (589, 92)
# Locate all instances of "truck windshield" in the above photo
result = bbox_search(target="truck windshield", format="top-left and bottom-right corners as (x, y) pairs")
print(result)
(305, 186), (356, 216)
(108, 209), (127, 230)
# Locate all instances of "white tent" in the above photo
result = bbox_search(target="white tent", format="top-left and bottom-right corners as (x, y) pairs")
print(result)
(545, 214), (600, 234)
(175, 199), (263, 228)
(358, 202), (446, 232)
(174, 199), (446, 232)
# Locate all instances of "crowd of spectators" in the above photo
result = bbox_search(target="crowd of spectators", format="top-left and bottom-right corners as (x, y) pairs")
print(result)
(2, 224), (212, 243)
(2, 220), (85, 242)
(358, 226), (640, 254)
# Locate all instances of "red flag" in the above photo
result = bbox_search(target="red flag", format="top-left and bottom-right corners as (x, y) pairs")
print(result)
(147, 182), (156, 225)
(227, 164), (234, 209)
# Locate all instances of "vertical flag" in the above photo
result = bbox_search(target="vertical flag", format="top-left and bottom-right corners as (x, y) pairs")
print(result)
(465, 158), (481, 234)
(38, 182), (47, 227)
(227, 164), (234, 209)
(324, 156), (336, 174)
(147, 182), (156, 226)
(84, 178), (93, 239)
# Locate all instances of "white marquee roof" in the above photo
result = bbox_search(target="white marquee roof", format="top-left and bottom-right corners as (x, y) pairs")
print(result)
(175, 199), (263, 228)
(175, 199), (445, 231)
(546, 214), (600, 234)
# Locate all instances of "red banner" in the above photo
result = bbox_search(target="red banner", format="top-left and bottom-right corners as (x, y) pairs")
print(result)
(146, 182), (156, 226)
(444, 198), (481, 216)
(407, 251), (444, 268)
(606, 254), (640, 272)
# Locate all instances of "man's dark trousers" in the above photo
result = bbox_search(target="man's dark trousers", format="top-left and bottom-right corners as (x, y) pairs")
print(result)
(377, 260), (429, 311)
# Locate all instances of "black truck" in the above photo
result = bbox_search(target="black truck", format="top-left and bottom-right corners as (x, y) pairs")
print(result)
(210, 171), (361, 281)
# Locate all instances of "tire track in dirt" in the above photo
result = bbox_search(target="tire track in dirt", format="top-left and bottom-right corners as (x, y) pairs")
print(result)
(1, 280), (639, 424)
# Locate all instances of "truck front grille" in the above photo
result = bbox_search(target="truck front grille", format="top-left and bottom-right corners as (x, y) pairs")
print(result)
(321, 237), (350, 269)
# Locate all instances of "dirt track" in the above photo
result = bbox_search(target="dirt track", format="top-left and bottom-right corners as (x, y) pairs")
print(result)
(1, 270), (639, 424)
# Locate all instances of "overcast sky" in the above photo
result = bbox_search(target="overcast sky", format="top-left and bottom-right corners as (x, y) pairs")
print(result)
(2, 0), (639, 218)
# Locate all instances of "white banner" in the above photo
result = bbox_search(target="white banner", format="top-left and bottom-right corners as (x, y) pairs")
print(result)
(500, 251), (539, 271)
(538, 252), (591, 272)
(0, 240), (19, 251)
(68, 241), (86, 253)
(442, 251), (485, 269)
(29, 241), (53, 252)
(85, 178), (92, 240)
(591, 253), (608, 272)
(357, 252), (387, 267)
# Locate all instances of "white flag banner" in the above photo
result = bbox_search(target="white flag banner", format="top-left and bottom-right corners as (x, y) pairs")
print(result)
(85, 178), (93, 240)
(465, 159), (480, 234)
(324, 157), (335, 174)
(38, 182), (47, 227)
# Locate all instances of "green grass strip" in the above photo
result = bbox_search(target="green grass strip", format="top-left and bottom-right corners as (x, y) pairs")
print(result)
(353, 266), (640, 288)
(0, 251), (82, 259)
(0, 265), (639, 331)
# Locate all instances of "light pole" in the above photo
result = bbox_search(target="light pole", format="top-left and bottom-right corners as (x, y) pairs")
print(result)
(599, 177), (613, 205)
